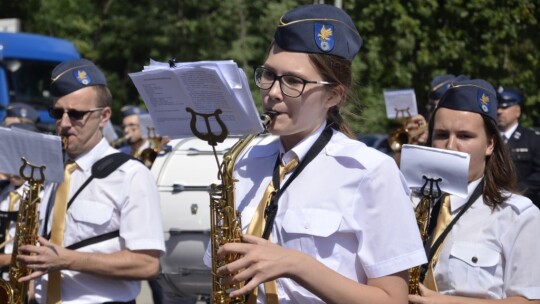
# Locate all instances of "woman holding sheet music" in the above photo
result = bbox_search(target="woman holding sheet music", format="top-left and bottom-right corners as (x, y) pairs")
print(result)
(408, 78), (540, 303)
(209, 4), (426, 304)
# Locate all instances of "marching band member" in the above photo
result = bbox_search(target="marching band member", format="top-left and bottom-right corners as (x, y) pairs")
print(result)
(16, 58), (165, 304)
(409, 79), (540, 303)
(212, 4), (426, 304)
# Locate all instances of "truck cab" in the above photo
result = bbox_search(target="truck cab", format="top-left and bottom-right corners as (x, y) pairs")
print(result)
(0, 31), (80, 132)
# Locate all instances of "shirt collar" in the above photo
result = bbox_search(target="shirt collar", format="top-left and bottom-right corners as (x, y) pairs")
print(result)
(69, 138), (110, 172)
(450, 177), (482, 211)
(279, 121), (327, 166)
(502, 122), (519, 140)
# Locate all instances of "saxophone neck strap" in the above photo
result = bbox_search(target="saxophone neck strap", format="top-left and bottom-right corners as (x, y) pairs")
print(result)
(427, 180), (484, 262)
(44, 153), (134, 239)
(262, 127), (333, 239)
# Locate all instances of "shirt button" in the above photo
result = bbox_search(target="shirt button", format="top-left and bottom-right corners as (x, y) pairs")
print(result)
(304, 222), (310, 229)
(471, 256), (478, 263)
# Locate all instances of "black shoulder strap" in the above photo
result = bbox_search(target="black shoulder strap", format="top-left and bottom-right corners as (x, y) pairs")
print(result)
(66, 230), (120, 250)
(66, 153), (133, 210)
(427, 181), (484, 262)
(262, 127), (333, 239)
(45, 153), (133, 239)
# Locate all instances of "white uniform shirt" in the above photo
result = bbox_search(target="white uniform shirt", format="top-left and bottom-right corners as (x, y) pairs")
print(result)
(36, 138), (165, 304)
(434, 179), (540, 299)
(218, 125), (427, 304)
(0, 182), (20, 255)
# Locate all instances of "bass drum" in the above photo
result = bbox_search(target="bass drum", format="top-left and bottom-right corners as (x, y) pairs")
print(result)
(150, 134), (276, 303)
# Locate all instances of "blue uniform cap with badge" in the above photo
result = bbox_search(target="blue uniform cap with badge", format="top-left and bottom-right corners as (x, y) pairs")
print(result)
(274, 4), (362, 62)
(6, 102), (40, 123)
(120, 105), (147, 118)
(436, 79), (498, 122)
(496, 86), (524, 108)
(428, 74), (455, 100)
(50, 58), (107, 97)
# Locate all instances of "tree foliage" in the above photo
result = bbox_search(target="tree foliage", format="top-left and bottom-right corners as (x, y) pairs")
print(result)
(3, 0), (539, 132)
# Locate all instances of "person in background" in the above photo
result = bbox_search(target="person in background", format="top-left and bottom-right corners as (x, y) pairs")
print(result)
(0, 174), (26, 271)
(117, 105), (149, 159)
(213, 4), (426, 304)
(496, 86), (540, 208)
(3, 102), (41, 132)
(409, 79), (540, 303)
(425, 74), (457, 117)
(16, 58), (165, 304)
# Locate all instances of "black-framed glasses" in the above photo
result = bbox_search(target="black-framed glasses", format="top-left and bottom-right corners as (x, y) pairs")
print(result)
(254, 66), (334, 98)
(48, 107), (104, 120)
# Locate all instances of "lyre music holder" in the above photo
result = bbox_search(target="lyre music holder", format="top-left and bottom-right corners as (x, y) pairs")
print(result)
(393, 107), (412, 121)
(19, 157), (46, 185)
(186, 107), (229, 175)
(186, 107), (229, 146)
(420, 175), (443, 200)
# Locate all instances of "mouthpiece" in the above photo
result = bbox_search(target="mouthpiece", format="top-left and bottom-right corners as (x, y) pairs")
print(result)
(261, 111), (277, 131)
(61, 136), (68, 150)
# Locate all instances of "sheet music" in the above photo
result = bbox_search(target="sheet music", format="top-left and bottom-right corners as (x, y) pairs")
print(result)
(138, 113), (156, 139)
(0, 126), (64, 183)
(400, 144), (469, 198)
(383, 89), (418, 119)
(129, 60), (263, 139)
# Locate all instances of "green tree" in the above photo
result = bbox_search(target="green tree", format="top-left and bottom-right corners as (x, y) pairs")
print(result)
(6, 0), (540, 132)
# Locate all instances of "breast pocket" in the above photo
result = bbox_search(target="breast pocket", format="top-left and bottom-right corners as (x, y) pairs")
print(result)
(282, 208), (342, 237)
(281, 208), (343, 268)
(448, 242), (501, 292)
(69, 200), (114, 235)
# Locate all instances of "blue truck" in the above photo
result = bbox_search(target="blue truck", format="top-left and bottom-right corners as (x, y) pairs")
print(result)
(0, 32), (80, 132)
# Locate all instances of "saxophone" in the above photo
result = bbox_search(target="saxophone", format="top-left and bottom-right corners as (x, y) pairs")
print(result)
(210, 112), (275, 304)
(0, 158), (46, 304)
(408, 196), (430, 295)
(408, 177), (440, 296)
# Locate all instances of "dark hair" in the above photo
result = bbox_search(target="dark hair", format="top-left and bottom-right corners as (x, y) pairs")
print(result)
(427, 109), (518, 209)
(308, 53), (356, 138)
(94, 85), (112, 108)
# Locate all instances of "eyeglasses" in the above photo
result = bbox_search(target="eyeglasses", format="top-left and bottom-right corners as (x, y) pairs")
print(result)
(48, 107), (104, 120)
(254, 66), (334, 98)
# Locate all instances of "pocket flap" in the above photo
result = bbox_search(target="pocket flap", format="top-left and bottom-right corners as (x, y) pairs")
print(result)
(71, 200), (113, 225)
(450, 242), (500, 267)
(282, 208), (342, 237)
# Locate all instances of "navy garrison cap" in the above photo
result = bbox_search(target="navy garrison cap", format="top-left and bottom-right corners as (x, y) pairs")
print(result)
(437, 79), (498, 122)
(121, 105), (146, 118)
(274, 4), (362, 62)
(496, 86), (524, 108)
(428, 74), (456, 100)
(50, 58), (107, 97)
(6, 102), (40, 123)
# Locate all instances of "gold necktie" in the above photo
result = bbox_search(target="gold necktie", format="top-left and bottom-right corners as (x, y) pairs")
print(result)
(246, 157), (299, 304)
(424, 194), (452, 291)
(47, 161), (78, 304)
(8, 191), (20, 211)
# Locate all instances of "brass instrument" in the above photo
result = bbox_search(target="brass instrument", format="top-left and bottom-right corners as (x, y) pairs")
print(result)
(210, 112), (275, 304)
(408, 177), (441, 296)
(139, 127), (162, 168)
(408, 196), (430, 295)
(388, 122), (428, 153)
(0, 158), (46, 304)
(112, 135), (130, 148)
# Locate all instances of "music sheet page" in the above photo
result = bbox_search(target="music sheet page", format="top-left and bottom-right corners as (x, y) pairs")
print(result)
(129, 60), (263, 139)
